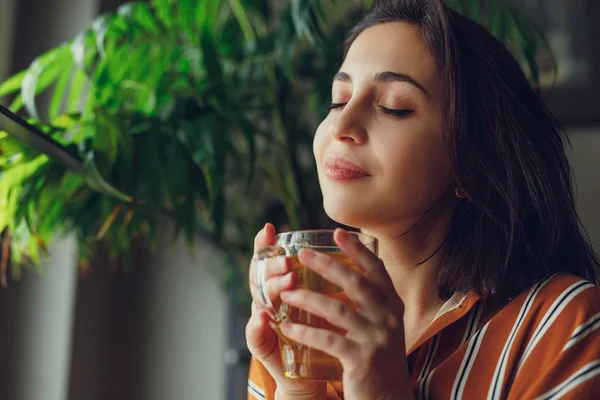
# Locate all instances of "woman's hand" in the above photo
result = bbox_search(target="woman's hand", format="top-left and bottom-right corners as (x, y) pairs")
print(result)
(279, 228), (414, 400)
(245, 223), (326, 399)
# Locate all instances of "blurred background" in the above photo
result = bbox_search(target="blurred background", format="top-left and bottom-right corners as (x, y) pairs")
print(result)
(0, 0), (598, 399)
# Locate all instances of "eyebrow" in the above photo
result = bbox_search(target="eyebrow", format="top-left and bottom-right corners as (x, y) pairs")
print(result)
(333, 71), (429, 96)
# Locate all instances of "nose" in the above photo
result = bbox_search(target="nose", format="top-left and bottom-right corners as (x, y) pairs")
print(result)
(328, 105), (368, 145)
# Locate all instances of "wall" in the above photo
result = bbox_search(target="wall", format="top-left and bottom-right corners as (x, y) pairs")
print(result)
(0, 0), (16, 81)
(15, 237), (78, 400)
(142, 221), (228, 400)
(568, 128), (600, 250)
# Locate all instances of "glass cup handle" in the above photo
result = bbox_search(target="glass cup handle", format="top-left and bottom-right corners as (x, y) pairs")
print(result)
(253, 245), (285, 310)
(255, 256), (272, 308)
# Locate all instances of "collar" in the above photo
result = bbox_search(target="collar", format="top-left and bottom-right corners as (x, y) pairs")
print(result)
(407, 290), (481, 356)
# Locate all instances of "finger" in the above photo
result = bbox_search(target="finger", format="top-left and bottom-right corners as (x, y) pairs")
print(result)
(266, 271), (295, 296)
(253, 223), (276, 254)
(298, 248), (384, 315)
(249, 255), (291, 287)
(334, 229), (395, 294)
(280, 289), (372, 341)
(280, 322), (360, 363)
(246, 309), (279, 361)
(252, 272), (296, 307)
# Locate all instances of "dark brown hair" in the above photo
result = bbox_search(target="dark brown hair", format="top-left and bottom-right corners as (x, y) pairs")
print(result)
(346, 0), (599, 302)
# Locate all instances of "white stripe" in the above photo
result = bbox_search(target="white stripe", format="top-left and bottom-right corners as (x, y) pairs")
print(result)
(418, 366), (436, 400)
(461, 301), (484, 345)
(535, 360), (600, 400)
(247, 379), (266, 399)
(487, 275), (554, 400)
(451, 322), (490, 400)
(248, 387), (265, 400)
(418, 333), (442, 399)
(513, 281), (594, 379)
(424, 368), (435, 400)
(248, 379), (265, 396)
(419, 333), (441, 381)
(563, 312), (600, 352)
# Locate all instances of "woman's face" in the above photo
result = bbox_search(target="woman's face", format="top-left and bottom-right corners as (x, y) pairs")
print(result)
(313, 22), (454, 235)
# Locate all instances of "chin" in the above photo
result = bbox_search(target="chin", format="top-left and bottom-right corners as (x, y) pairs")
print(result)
(323, 196), (368, 229)
(322, 192), (407, 235)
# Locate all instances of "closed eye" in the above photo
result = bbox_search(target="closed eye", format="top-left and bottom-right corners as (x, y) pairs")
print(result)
(327, 103), (346, 110)
(380, 107), (414, 118)
(327, 104), (414, 118)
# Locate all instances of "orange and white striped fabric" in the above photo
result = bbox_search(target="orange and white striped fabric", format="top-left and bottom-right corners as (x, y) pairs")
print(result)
(248, 273), (600, 399)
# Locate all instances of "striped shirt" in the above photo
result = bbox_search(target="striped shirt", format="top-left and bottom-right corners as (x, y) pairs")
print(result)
(248, 273), (600, 399)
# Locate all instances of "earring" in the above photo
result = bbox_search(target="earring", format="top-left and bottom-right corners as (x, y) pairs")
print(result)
(455, 187), (467, 199)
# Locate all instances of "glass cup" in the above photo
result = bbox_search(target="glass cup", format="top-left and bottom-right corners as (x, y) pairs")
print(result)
(253, 229), (378, 382)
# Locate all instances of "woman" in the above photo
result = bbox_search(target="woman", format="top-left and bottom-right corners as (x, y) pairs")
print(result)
(246, 0), (600, 399)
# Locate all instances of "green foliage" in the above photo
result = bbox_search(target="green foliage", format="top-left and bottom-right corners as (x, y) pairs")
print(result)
(0, 0), (555, 298)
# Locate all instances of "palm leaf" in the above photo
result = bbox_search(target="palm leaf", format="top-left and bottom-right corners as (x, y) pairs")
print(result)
(48, 64), (74, 121)
(21, 45), (72, 119)
(0, 70), (26, 98)
(92, 14), (112, 59)
(152, 0), (174, 31)
(290, 0), (324, 44)
(228, 0), (257, 43)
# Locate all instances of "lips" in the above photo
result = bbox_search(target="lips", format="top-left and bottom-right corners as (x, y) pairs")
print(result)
(324, 156), (371, 181)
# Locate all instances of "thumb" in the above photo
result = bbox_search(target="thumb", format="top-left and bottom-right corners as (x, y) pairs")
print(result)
(246, 309), (280, 363)
(254, 223), (276, 254)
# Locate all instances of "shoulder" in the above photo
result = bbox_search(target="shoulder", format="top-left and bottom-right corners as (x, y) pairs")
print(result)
(498, 273), (599, 313)
(484, 273), (600, 337)
(498, 274), (600, 398)
(494, 272), (600, 340)
(532, 272), (600, 313)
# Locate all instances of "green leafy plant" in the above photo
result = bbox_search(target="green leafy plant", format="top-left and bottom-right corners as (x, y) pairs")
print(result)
(0, 0), (555, 300)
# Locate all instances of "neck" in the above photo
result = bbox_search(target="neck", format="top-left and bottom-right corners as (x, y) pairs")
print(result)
(361, 205), (454, 342)
(380, 241), (445, 329)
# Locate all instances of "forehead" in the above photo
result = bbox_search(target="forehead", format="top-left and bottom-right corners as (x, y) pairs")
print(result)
(342, 22), (440, 94)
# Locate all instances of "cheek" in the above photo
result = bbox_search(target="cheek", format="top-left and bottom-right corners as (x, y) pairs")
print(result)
(383, 134), (453, 204)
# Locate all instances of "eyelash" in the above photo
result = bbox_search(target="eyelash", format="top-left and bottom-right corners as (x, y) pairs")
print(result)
(327, 103), (414, 118)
